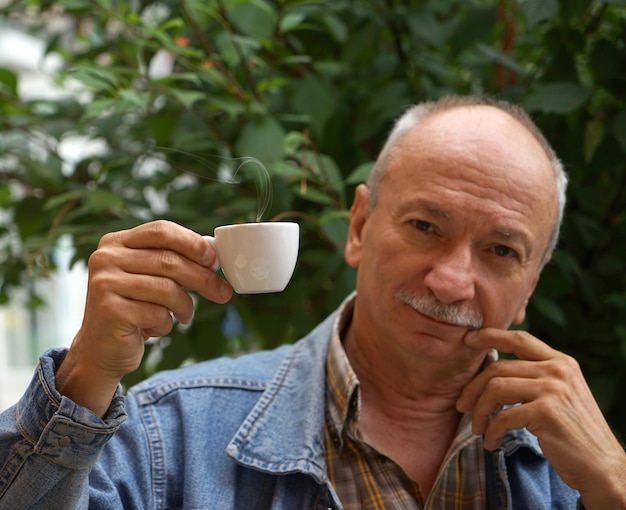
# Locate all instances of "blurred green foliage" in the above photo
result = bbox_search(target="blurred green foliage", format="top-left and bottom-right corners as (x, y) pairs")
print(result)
(0, 0), (625, 438)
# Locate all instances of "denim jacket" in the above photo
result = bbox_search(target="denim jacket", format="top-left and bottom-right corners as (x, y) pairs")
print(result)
(0, 309), (580, 509)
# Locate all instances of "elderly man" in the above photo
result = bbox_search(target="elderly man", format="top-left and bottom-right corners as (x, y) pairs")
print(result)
(0, 96), (624, 509)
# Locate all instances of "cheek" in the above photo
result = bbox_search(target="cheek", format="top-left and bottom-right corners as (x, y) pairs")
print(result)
(356, 233), (410, 289)
(481, 280), (534, 329)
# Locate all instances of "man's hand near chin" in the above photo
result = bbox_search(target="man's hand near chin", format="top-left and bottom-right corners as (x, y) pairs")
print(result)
(456, 328), (626, 509)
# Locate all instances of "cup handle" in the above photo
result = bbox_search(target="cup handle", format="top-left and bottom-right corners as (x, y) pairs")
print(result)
(202, 235), (221, 272)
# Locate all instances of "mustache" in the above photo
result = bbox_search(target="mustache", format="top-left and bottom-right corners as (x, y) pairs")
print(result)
(395, 289), (483, 330)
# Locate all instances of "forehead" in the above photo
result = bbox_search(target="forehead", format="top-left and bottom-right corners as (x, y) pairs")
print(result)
(387, 105), (556, 197)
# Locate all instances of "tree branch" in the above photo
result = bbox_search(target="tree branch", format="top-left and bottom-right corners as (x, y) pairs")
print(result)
(176, 0), (248, 100)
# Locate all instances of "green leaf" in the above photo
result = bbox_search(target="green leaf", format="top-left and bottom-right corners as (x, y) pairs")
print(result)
(208, 95), (248, 118)
(283, 131), (308, 156)
(81, 98), (118, 121)
(345, 162), (374, 185)
(317, 155), (343, 194)
(68, 67), (120, 91)
(229, 0), (277, 41)
(368, 81), (413, 118)
(322, 13), (348, 43)
(292, 184), (335, 205)
(44, 190), (86, 211)
(531, 294), (566, 327)
(519, 0), (560, 28)
(296, 150), (343, 196)
(0, 68), (18, 97)
(290, 75), (336, 137)
(280, 55), (312, 65)
(584, 119), (604, 163)
(407, 11), (445, 47)
(524, 83), (590, 114)
(589, 39), (623, 87)
(551, 250), (580, 276)
(612, 109), (626, 154)
(236, 115), (286, 164)
(319, 209), (350, 246)
(451, 5), (497, 49)
(84, 190), (126, 213)
(571, 213), (603, 247)
(57, 0), (91, 8)
(268, 161), (302, 179)
(118, 89), (150, 111)
(170, 90), (206, 110)
(280, 12), (306, 33)
(474, 44), (526, 75)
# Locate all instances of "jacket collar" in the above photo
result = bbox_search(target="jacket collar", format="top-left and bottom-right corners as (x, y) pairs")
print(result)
(225, 309), (337, 484)
(224, 300), (545, 483)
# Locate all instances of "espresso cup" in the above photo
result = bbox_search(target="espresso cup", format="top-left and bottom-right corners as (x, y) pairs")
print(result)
(203, 222), (299, 294)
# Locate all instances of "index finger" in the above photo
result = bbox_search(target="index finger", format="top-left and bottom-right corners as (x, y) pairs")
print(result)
(464, 328), (559, 362)
(102, 220), (216, 269)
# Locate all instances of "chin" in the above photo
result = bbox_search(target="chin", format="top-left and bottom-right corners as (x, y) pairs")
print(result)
(402, 328), (469, 358)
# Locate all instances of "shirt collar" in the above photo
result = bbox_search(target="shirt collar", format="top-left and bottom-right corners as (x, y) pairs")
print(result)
(325, 293), (359, 447)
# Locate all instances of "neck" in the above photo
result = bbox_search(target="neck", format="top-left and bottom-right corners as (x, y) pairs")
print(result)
(343, 322), (486, 415)
(342, 321), (487, 495)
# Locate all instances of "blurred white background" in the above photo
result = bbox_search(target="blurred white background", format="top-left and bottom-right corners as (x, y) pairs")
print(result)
(0, 21), (88, 411)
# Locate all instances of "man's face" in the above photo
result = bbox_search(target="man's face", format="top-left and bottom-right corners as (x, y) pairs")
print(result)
(345, 106), (558, 363)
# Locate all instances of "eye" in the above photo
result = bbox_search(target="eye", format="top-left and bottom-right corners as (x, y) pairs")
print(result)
(411, 219), (433, 232)
(493, 245), (517, 258)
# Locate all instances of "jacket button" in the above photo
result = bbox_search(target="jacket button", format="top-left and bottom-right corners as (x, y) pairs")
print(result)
(58, 436), (71, 447)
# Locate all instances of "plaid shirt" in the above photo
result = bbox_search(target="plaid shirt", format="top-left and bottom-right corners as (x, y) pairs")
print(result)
(324, 297), (490, 509)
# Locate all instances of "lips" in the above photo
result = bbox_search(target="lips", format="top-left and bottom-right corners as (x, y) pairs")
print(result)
(411, 306), (467, 330)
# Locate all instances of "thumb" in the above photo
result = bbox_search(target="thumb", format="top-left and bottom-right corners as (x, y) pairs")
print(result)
(463, 329), (481, 349)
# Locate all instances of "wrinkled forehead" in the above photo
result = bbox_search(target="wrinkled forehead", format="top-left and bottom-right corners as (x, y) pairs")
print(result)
(390, 105), (557, 191)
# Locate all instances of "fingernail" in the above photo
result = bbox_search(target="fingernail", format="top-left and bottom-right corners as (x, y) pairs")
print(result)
(455, 399), (467, 413)
(183, 310), (195, 325)
(219, 280), (232, 301)
(204, 249), (217, 269)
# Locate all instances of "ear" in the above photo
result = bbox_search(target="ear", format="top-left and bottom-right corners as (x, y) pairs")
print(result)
(344, 184), (371, 268)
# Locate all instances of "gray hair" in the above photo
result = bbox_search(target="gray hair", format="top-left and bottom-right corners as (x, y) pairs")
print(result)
(366, 95), (568, 266)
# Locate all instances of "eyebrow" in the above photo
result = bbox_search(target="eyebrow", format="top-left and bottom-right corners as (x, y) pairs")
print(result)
(397, 199), (451, 220)
(492, 229), (533, 257)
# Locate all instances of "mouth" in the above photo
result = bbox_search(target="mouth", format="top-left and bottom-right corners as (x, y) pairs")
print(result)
(410, 307), (468, 331)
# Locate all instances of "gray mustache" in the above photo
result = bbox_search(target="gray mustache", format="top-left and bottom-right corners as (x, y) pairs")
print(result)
(395, 289), (483, 329)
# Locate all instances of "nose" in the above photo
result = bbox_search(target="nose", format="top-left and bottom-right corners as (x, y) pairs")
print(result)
(423, 245), (476, 304)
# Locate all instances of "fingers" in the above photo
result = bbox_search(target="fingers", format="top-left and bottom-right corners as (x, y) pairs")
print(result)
(481, 402), (540, 450)
(465, 374), (540, 436)
(95, 220), (233, 304)
(457, 327), (576, 446)
(457, 356), (564, 412)
(91, 269), (196, 325)
(93, 290), (176, 341)
(102, 220), (216, 269)
(90, 245), (229, 309)
(464, 327), (558, 361)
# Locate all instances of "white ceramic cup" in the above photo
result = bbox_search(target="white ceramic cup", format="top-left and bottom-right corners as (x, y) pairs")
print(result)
(203, 222), (299, 294)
